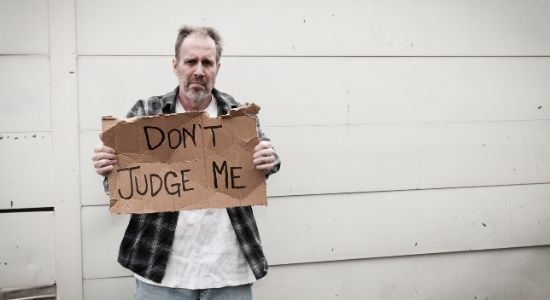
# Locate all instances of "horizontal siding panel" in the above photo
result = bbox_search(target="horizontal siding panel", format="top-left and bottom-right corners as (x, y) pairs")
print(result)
(0, 212), (55, 288)
(0, 132), (54, 209)
(257, 184), (550, 265)
(0, 0), (49, 54)
(81, 184), (550, 279)
(78, 56), (550, 130)
(82, 247), (550, 300)
(0, 56), (51, 132)
(76, 0), (550, 56)
(267, 121), (550, 196)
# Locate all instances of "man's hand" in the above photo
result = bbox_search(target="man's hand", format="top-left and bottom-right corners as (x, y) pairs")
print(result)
(92, 134), (117, 176)
(253, 140), (276, 173)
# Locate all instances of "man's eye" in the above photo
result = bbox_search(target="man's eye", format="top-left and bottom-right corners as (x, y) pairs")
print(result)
(202, 60), (213, 67)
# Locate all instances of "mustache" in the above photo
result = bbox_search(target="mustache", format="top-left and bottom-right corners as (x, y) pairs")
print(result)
(187, 80), (206, 86)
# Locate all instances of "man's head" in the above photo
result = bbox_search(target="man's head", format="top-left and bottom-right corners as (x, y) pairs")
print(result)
(172, 26), (223, 105)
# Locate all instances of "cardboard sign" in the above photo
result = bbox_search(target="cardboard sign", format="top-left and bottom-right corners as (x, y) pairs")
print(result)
(102, 104), (266, 214)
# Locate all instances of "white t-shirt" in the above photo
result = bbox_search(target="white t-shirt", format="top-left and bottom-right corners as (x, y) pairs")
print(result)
(135, 97), (256, 289)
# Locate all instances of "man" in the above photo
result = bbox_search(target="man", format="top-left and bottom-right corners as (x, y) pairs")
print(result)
(91, 25), (280, 300)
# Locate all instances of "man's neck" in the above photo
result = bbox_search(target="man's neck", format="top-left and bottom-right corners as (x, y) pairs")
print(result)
(178, 92), (213, 112)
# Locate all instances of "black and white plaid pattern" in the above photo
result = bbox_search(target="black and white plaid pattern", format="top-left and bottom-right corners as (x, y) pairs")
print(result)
(109, 87), (281, 283)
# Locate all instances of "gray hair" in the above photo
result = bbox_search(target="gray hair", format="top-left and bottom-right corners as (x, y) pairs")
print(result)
(175, 25), (223, 62)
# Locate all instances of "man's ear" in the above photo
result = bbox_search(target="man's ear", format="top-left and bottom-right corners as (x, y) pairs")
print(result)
(172, 57), (178, 74)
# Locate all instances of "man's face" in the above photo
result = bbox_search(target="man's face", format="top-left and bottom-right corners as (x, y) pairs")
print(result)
(173, 33), (220, 103)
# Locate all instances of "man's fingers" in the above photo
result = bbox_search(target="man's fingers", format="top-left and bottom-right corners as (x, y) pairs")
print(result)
(92, 136), (116, 176)
(94, 160), (115, 170)
(253, 148), (274, 159)
(93, 143), (116, 154)
(253, 152), (275, 172)
(255, 162), (275, 171)
(92, 143), (117, 177)
(96, 164), (114, 176)
(92, 151), (116, 162)
(253, 155), (275, 166)
(254, 140), (272, 152)
(253, 141), (275, 172)
(93, 158), (116, 169)
(93, 155), (116, 176)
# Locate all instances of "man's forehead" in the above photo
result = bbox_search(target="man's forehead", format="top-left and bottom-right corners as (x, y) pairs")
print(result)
(180, 34), (216, 54)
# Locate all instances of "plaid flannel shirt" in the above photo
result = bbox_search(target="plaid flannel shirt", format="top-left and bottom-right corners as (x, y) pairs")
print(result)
(109, 87), (281, 283)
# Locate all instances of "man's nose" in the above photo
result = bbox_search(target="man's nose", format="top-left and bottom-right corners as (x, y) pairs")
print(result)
(193, 64), (205, 77)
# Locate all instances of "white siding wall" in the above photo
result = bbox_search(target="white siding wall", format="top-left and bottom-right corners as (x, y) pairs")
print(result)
(1, 0), (549, 299)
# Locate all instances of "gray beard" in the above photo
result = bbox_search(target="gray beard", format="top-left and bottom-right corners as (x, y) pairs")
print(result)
(184, 89), (211, 103)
